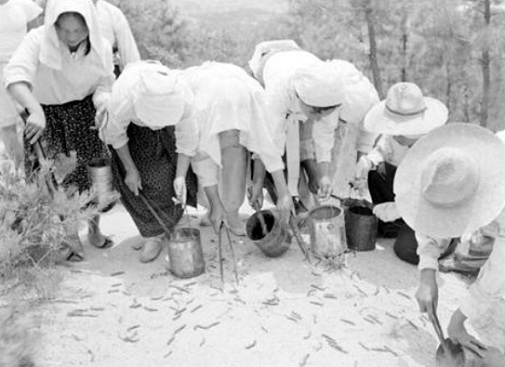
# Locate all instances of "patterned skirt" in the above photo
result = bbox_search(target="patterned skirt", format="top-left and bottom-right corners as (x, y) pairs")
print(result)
(110, 124), (197, 238)
(25, 95), (110, 193)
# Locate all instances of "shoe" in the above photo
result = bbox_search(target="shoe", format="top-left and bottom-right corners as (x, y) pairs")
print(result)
(88, 229), (113, 249)
(140, 237), (163, 263)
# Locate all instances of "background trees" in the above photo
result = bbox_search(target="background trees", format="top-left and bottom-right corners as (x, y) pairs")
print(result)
(117, 0), (505, 131)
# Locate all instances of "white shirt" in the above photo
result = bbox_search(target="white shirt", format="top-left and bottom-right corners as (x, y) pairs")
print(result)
(0, 0), (41, 62)
(181, 61), (284, 174)
(3, 27), (114, 107)
(100, 65), (198, 156)
(417, 210), (505, 320)
(94, 0), (140, 69)
(263, 50), (338, 163)
(366, 135), (410, 167)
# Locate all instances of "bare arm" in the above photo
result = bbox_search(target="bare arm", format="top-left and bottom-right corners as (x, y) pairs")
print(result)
(8, 82), (45, 144)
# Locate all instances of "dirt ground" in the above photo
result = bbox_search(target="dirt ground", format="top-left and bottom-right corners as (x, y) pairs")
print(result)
(0, 199), (476, 367)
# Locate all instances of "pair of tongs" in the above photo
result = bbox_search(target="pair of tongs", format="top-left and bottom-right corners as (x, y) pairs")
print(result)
(217, 222), (239, 286)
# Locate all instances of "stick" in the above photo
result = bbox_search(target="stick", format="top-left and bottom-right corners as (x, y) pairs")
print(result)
(138, 192), (172, 236)
(288, 214), (310, 262)
(218, 224), (224, 285)
(224, 225), (239, 285)
(253, 201), (268, 237)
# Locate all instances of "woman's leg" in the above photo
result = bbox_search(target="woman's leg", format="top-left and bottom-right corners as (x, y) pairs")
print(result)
(219, 130), (247, 236)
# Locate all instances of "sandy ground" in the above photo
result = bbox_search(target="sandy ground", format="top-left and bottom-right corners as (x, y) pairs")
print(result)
(0, 199), (476, 367)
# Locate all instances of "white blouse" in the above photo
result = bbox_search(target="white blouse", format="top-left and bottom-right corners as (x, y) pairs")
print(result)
(181, 61), (284, 173)
(100, 64), (198, 157)
(3, 27), (114, 107)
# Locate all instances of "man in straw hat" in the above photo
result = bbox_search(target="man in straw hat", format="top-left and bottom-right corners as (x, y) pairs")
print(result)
(248, 40), (377, 211)
(394, 123), (505, 360)
(354, 82), (451, 261)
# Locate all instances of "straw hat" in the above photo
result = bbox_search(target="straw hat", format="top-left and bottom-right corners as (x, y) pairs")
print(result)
(293, 63), (345, 108)
(364, 82), (448, 136)
(394, 123), (505, 238)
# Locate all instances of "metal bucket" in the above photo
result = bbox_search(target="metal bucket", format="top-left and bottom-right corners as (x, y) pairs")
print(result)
(87, 157), (117, 212)
(345, 205), (377, 251)
(307, 205), (347, 259)
(246, 210), (289, 257)
(167, 228), (205, 278)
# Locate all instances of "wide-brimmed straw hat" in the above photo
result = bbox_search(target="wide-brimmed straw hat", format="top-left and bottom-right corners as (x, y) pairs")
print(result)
(364, 82), (448, 136)
(394, 123), (505, 238)
(293, 63), (345, 108)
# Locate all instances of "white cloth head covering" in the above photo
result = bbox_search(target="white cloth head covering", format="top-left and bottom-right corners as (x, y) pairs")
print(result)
(111, 61), (186, 127)
(41, 0), (107, 70)
(327, 59), (380, 124)
(394, 123), (505, 238)
(248, 39), (300, 79)
(293, 63), (345, 108)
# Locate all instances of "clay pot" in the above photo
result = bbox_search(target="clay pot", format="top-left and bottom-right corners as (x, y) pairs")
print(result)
(246, 210), (289, 258)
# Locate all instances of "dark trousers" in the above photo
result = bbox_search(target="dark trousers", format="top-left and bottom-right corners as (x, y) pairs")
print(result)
(367, 162), (404, 237)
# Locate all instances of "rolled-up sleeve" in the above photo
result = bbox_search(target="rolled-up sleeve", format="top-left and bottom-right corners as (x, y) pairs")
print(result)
(313, 113), (338, 163)
(3, 29), (41, 89)
(366, 135), (389, 167)
(175, 103), (198, 157)
(416, 233), (451, 271)
(99, 82), (133, 149)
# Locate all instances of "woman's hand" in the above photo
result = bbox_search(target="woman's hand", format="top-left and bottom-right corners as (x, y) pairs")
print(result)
(173, 176), (187, 208)
(209, 204), (226, 234)
(448, 309), (487, 358)
(125, 166), (142, 196)
(248, 182), (264, 209)
(317, 175), (332, 200)
(24, 110), (46, 145)
(94, 94), (110, 130)
(415, 269), (438, 319)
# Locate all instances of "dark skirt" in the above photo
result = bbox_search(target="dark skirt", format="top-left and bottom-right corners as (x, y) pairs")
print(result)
(25, 95), (110, 193)
(110, 124), (197, 238)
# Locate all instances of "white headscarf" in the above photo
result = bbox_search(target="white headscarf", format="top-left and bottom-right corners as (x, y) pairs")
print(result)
(40, 0), (107, 70)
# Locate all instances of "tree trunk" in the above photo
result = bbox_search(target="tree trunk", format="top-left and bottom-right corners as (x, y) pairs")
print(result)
(480, 0), (491, 127)
(401, 12), (408, 82)
(363, 0), (383, 98)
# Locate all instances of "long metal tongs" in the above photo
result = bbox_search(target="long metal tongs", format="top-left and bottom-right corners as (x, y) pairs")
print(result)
(430, 310), (449, 356)
(288, 211), (311, 262)
(217, 222), (239, 286)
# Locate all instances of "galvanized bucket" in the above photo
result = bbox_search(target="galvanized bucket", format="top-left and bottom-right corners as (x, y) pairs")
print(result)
(307, 205), (347, 259)
(87, 157), (117, 212)
(167, 228), (205, 278)
(246, 209), (289, 258)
